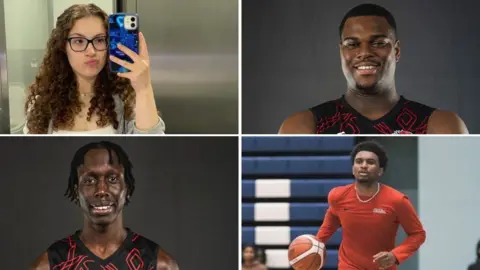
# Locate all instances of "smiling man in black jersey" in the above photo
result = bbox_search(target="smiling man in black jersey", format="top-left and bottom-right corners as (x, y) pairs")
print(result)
(30, 141), (179, 270)
(279, 3), (468, 135)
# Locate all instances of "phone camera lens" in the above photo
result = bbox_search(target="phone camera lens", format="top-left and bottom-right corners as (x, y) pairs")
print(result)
(131, 23), (136, 28)
(131, 17), (136, 22)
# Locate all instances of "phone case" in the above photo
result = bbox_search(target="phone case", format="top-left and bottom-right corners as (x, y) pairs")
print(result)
(108, 13), (139, 73)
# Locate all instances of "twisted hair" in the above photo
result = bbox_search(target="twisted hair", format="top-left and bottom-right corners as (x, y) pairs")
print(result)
(65, 141), (136, 206)
(24, 4), (135, 133)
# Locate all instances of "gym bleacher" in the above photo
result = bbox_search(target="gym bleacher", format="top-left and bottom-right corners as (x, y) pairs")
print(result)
(242, 137), (359, 270)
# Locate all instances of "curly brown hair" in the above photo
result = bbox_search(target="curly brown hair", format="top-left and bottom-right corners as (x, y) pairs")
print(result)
(24, 3), (135, 134)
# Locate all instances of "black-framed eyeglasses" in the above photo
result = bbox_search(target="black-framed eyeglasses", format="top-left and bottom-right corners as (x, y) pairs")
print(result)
(66, 36), (108, 52)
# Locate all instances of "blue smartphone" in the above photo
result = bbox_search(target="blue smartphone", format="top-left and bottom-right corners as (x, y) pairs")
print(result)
(108, 13), (139, 73)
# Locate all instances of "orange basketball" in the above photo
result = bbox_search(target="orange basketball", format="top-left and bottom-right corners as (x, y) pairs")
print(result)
(288, 234), (326, 270)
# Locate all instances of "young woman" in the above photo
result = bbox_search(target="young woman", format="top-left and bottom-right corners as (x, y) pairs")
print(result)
(242, 245), (268, 270)
(24, 4), (165, 134)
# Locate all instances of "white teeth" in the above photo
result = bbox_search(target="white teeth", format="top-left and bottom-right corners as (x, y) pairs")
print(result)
(94, 206), (111, 210)
(357, 66), (376, 70)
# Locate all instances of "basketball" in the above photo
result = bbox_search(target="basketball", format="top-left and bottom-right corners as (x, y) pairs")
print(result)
(288, 234), (326, 270)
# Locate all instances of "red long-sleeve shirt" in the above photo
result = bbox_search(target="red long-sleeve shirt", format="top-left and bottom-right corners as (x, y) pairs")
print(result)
(316, 184), (426, 270)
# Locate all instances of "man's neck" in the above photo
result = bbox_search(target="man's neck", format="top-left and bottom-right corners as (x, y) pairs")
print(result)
(80, 217), (126, 247)
(355, 180), (380, 197)
(345, 86), (400, 118)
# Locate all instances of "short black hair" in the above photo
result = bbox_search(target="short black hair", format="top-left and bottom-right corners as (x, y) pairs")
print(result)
(350, 140), (388, 171)
(339, 3), (397, 39)
(65, 141), (135, 205)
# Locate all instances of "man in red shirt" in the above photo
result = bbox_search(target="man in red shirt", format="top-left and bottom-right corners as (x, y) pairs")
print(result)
(316, 140), (426, 269)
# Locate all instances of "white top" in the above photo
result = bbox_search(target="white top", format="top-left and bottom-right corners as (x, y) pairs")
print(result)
(52, 125), (116, 135)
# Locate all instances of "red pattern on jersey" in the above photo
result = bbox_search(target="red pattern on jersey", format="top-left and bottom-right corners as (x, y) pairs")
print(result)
(316, 103), (361, 134)
(315, 98), (431, 134)
(51, 236), (95, 270)
(52, 232), (147, 270)
(126, 248), (144, 270)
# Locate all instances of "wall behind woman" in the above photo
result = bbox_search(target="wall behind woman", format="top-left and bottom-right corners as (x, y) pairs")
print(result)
(3, 0), (49, 132)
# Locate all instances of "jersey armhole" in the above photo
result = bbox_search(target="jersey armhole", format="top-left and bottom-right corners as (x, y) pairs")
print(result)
(309, 99), (343, 134)
(308, 107), (319, 125)
(46, 249), (54, 270)
(152, 245), (160, 269)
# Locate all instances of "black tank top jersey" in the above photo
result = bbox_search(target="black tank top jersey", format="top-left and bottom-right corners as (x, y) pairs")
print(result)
(309, 95), (436, 134)
(47, 228), (159, 270)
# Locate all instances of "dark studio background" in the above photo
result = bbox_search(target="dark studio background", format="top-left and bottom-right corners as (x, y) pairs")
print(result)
(242, 0), (480, 134)
(0, 137), (238, 269)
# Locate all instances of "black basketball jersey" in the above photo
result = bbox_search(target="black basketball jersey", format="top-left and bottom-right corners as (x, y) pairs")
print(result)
(47, 228), (159, 270)
(309, 95), (435, 134)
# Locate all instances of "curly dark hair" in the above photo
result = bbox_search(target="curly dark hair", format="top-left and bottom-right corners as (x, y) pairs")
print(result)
(24, 4), (135, 133)
(350, 140), (388, 171)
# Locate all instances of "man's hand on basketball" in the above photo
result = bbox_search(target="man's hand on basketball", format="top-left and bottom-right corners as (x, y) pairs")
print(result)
(373, 251), (396, 269)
